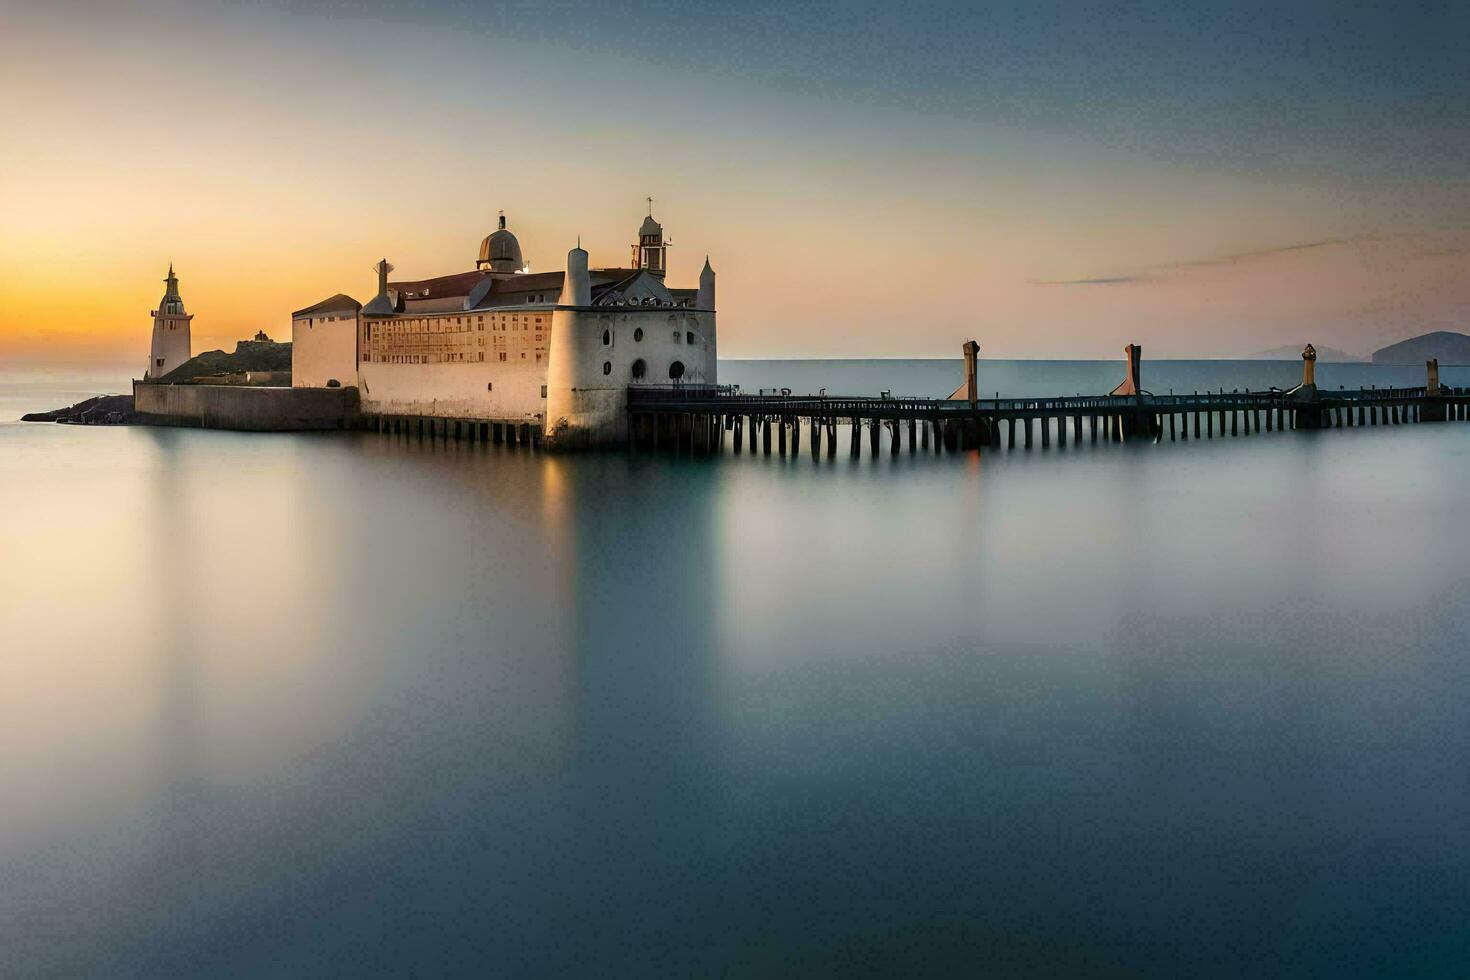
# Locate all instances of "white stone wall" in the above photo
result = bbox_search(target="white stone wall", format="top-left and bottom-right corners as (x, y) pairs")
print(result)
(545, 307), (716, 447)
(292, 312), (358, 388)
(359, 357), (548, 421)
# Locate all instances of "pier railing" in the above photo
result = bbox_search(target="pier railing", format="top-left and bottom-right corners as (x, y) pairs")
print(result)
(629, 384), (1443, 417)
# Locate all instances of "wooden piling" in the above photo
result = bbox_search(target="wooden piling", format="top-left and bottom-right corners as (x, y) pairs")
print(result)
(908, 418), (917, 453)
(1024, 417), (1033, 449)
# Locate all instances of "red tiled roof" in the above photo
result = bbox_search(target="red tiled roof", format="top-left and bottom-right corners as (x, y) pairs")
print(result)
(388, 269), (489, 299)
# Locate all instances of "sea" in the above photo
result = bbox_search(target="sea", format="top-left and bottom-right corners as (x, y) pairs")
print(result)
(3, 358), (1469, 977)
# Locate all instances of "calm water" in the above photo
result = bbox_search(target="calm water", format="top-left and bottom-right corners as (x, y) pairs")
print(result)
(4, 360), (1470, 977)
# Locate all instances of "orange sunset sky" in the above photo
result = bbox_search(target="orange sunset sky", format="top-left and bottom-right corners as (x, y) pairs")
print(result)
(3, 0), (1469, 364)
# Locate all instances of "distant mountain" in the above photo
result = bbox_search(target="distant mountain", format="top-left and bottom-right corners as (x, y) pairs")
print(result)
(1245, 344), (1360, 362)
(1371, 331), (1470, 365)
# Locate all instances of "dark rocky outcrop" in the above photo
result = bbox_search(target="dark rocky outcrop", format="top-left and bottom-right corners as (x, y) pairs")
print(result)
(22, 394), (135, 424)
(158, 339), (292, 384)
(1371, 331), (1470, 365)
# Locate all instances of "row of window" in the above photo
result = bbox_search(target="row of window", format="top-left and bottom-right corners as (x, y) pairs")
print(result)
(603, 359), (684, 380)
(363, 351), (542, 364)
(600, 327), (698, 347)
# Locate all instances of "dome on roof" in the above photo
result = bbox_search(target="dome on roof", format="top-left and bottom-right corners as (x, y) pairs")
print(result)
(477, 213), (523, 273)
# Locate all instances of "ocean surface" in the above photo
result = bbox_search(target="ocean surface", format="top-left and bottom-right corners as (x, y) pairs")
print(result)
(4, 359), (1470, 977)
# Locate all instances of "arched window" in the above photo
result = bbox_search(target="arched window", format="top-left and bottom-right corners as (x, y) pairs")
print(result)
(601, 329), (611, 347)
(668, 360), (685, 380)
(686, 331), (695, 344)
(631, 358), (646, 379)
(602, 361), (612, 376)
(672, 330), (682, 343)
(634, 327), (644, 342)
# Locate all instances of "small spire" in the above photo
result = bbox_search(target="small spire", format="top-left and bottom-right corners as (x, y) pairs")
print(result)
(647, 196), (654, 216)
(166, 262), (174, 280)
(498, 210), (506, 230)
(577, 235), (582, 249)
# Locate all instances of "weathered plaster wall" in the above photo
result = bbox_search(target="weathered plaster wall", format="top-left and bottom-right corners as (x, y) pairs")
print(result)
(359, 359), (548, 421)
(292, 312), (357, 388)
(133, 382), (359, 430)
(545, 307), (715, 447)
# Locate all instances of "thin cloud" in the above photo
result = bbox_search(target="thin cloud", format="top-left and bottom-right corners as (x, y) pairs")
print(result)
(1036, 236), (1362, 287)
(1157, 238), (1351, 270)
(1034, 276), (1150, 286)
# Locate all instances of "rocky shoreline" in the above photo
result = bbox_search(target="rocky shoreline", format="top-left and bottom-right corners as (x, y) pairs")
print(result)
(21, 394), (136, 425)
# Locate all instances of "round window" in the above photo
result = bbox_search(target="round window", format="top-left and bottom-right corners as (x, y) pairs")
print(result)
(634, 328), (644, 342)
(602, 361), (612, 376)
(668, 360), (685, 380)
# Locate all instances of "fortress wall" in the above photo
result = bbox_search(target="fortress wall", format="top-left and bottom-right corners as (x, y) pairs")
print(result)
(546, 308), (715, 448)
(133, 382), (359, 431)
(358, 359), (548, 421)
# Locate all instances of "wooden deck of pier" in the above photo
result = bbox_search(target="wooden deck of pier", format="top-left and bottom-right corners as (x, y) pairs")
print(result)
(626, 345), (1470, 457)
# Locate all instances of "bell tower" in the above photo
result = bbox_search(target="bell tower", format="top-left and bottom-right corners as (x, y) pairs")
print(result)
(631, 198), (668, 277)
(146, 264), (193, 380)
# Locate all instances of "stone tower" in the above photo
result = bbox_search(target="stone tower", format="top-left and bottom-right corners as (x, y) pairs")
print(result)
(146, 264), (193, 380)
(631, 201), (668, 277)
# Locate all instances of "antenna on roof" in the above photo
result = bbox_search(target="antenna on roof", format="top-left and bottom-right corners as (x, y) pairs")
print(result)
(646, 196), (654, 216)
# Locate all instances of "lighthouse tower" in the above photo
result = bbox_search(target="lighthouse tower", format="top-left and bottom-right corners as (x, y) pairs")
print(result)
(146, 265), (193, 380)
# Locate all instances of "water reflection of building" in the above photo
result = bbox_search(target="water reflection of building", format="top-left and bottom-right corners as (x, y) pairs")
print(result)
(290, 207), (717, 448)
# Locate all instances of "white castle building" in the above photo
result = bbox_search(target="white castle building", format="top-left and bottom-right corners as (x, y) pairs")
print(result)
(291, 208), (716, 448)
(145, 264), (192, 380)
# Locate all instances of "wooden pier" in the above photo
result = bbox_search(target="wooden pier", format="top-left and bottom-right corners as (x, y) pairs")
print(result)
(626, 346), (1470, 457)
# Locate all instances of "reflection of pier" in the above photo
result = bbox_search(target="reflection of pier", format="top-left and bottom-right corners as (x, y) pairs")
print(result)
(626, 346), (1470, 456)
